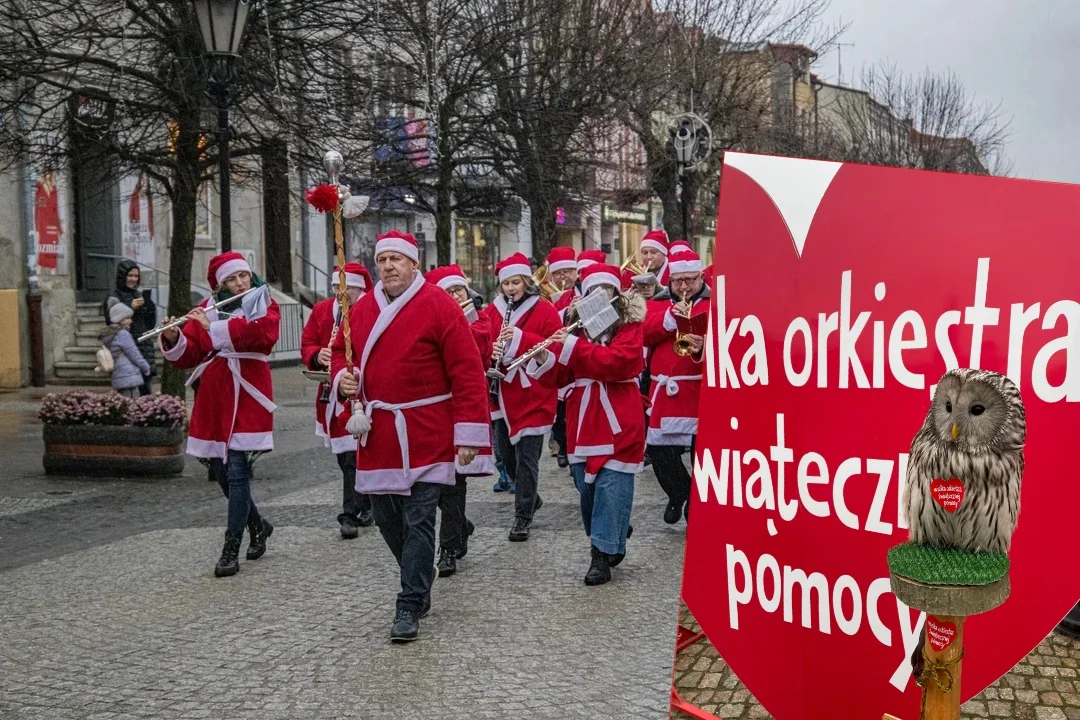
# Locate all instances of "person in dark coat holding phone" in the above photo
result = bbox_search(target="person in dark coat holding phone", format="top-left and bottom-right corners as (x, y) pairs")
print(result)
(104, 260), (157, 395)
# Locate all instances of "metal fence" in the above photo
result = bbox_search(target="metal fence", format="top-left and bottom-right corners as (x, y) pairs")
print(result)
(273, 301), (303, 357)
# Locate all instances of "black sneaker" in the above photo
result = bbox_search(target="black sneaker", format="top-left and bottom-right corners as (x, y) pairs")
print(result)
(340, 519), (359, 540)
(556, 452), (569, 468)
(584, 546), (611, 586)
(390, 609), (420, 643)
(508, 516), (531, 542)
(437, 547), (457, 578)
(663, 500), (681, 524)
(458, 519), (475, 559)
(357, 509), (375, 527)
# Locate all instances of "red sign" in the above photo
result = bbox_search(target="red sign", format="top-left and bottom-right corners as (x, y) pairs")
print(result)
(34, 172), (61, 270)
(684, 152), (1080, 719)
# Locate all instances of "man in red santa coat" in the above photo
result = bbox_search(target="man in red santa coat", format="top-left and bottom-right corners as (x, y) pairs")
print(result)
(545, 246), (579, 317)
(484, 252), (562, 541)
(159, 251), (279, 577)
(527, 263), (646, 585)
(301, 261), (375, 538)
(425, 265), (493, 578)
(639, 228), (671, 286)
(333, 231), (489, 643)
(642, 251), (708, 525)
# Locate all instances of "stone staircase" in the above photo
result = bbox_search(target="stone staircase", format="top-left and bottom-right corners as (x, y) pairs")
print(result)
(52, 302), (163, 385)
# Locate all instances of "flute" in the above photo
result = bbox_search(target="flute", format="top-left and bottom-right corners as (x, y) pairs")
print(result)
(138, 286), (262, 343)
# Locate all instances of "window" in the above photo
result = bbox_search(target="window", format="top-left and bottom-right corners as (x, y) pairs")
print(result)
(455, 220), (501, 300)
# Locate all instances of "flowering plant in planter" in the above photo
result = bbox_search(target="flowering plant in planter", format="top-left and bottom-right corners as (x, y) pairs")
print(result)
(126, 394), (187, 429)
(37, 390), (131, 426)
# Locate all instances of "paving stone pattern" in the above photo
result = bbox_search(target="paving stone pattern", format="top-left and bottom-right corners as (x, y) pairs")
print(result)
(671, 603), (1080, 720)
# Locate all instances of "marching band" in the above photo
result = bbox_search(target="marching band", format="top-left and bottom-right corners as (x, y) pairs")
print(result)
(159, 219), (707, 642)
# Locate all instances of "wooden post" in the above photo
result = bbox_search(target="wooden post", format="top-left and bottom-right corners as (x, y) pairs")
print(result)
(919, 614), (965, 720)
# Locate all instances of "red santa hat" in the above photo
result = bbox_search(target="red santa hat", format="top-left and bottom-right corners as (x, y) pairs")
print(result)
(207, 251), (251, 291)
(669, 251), (703, 275)
(546, 246), (577, 273)
(640, 229), (669, 255)
(375, 230), (420, 263)
(496, 252), (532, 282)
(331, 262), (371, 290)
(580, 263), (622, 296)
(426, 264), (469, 291)
(576, 249), (607, 271)
(668, 239), (693, 255)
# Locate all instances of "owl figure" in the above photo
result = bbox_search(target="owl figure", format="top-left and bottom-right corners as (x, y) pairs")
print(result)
(904, 368), (1026, 553)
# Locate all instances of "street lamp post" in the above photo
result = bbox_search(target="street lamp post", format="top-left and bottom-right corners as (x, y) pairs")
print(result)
(191, 0), (251, 253)
(673, 119), (695, 243)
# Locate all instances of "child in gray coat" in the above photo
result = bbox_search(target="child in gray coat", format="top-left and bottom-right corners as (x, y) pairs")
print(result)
(101, 303), (151, 398)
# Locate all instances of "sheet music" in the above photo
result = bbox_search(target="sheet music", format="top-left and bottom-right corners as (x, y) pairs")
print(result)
(576, 290), (619, 340)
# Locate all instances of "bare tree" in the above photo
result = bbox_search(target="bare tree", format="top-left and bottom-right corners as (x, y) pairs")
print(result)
(819, 61), (1012, 175)
(619, 0), (836, 240)
(0, 0), (372, 394)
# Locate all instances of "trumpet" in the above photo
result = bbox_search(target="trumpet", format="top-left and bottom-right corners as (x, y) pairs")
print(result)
(532, 265), (561, 301)
(672, 289), (695, 356)
(620, 249), (646, 277)
(138, 285), (263, 343)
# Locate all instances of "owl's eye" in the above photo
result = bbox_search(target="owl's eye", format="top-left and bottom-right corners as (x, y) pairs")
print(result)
(945, 401), (952, 413)
(970, 404), (985, 416)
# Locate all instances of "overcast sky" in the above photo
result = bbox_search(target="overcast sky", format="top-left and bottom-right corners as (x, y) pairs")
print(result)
(815, 1), (1080, 184)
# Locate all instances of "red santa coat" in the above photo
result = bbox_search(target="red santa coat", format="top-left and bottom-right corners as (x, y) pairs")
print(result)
(301, 297), (357, 454)
(330, 275), (490, 495)
(160, 293), (279, 459)
(550, 287), (580, 401)
(642, 286), (709, 446)
(457, 311), (495, 477)
(528, 303), (646, 482)
(482, 294), (562, 445)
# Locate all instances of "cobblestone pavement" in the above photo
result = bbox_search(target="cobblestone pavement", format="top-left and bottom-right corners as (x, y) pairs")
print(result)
(0, 369), (689, 719)
(671, 603), (1080, 720)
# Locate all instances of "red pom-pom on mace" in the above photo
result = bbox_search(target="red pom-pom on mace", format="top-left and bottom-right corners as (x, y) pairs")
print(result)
(305, 183), (339, 213)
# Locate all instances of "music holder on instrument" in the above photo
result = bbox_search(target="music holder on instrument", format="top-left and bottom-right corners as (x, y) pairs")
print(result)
(574, 289), (620, 340)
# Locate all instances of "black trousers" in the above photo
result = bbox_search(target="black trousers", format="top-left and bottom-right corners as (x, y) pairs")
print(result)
(336, 451), (372, 524)
(438, 472), (469, 552)
(551, 400), (567, 453)
(493, 419), (543, 520)
(648, 438), (696, 505)
(370, 481), (440, 613)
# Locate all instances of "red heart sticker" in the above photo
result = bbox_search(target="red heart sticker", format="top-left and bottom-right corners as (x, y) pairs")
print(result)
(930, 478), (965, 513)
(927, 616), (958, 652)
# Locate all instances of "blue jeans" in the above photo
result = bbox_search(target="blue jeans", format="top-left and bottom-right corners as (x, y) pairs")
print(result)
(211, 450), (261, 539)
(570, 463), (635, 556)
(370, 481), (441, 614)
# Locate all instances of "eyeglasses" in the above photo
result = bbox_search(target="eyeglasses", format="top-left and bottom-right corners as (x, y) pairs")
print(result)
(671, 277), (700, 286)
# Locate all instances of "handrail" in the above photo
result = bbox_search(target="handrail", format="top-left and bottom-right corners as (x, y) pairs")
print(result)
(294, 251), (333, 296)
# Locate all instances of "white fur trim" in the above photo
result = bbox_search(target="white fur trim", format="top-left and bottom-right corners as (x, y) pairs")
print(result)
(354, 461), (455, 495)
(330, 435), (357, 454)
(640, 238), (668, 255)
(669, 258), (702, 274)
(454, 422), (491, 448)
(603, 459), (644, 475)
(215, 258), (251, 286)
(581, 271), (619, 295)
(661, 416), (699, 435)
(669, 244), (692, 255)
(457, 453), (495, 477)
(574, 443), (616, 456)
(208, 320), (233, 351)
(375, 237), (419, 262)
(436, 275), (467, 290)
(502, 326), (524, 362)
(647, 427), (694, 446)
(186, 436), (227, 459)
(228, 431), (274, 452)
(526, 350), (557, 379)
(576, 259), (598, 270)
(332, 272), (366, 289)
(498, 263), (532, 282)
(490, 409), (504, 421)
(663, 308), (678, 332)
(160, 331), (188, 361)
(508, 424), (552, 446)
(558, 334), (578, 365)
(548, 259), (576, 273)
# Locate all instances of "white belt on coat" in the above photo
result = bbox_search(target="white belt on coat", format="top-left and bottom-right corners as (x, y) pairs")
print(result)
(572, 377), (637, 446)
(358, 392), (453, 476)
(647, 373), (703, 416)
(186, 351), (277, 443)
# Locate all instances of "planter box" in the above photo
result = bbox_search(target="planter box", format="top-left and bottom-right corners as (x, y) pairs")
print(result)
(42, 424), (186, 477)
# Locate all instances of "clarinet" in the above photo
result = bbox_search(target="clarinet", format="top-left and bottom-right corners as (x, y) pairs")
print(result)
(486, 297), (515, 403)
(319, 312), (341, 404)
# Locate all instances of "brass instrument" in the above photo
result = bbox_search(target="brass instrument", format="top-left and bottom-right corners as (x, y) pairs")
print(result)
(672, 289), (695, 356)
(486, 298), (515, 401)
(138, 285), (262, 343)
(532, 265), (561, 301)
(459, 296), (477, 312)
(620, 249), (646, 277)
(304, 369), (331, 382)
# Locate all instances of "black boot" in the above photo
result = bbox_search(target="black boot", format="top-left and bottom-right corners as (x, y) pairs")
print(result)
(215, 533), (242, 577)
(246, 517), (273, 560)
(339, 516), (359, 540)
(508, 516), (531, 542)
(437, 547), (457, 578)
(458, 519), (475, 559)
(584, 546), (611, 586)
(663, 499), (681, 524)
